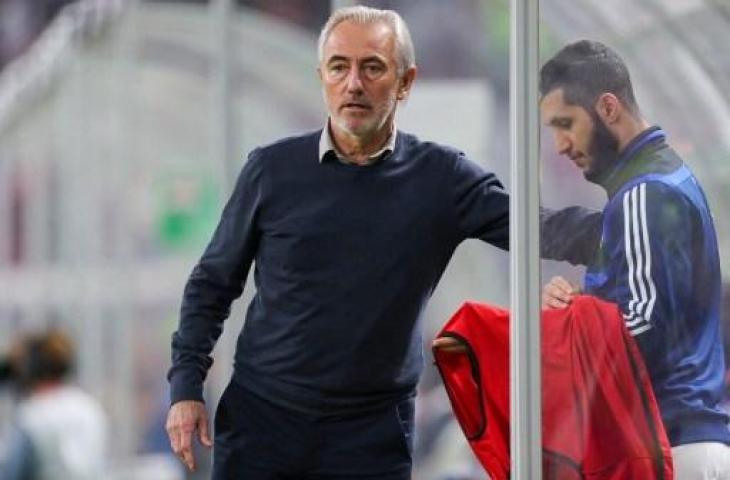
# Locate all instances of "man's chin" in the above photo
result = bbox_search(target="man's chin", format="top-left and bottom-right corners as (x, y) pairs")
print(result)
(334, 119), (377, 137)
(583, 166), (608, 184)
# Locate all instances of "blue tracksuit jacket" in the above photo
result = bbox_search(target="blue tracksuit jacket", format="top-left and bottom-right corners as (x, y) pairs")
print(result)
(584, 126), (730, 446)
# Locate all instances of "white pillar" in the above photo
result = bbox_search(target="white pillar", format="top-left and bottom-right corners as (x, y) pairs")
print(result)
(510, 0), (542, 478)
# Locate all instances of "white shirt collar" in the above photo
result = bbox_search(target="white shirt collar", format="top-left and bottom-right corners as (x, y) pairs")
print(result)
(318, 121), (397, 164)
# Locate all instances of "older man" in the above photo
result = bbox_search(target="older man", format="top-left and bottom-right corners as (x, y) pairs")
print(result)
(165, 7), (597, 479)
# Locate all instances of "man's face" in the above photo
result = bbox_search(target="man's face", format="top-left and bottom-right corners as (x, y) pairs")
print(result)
(540, 88), (619, 182)
(319, 20), (412, 139)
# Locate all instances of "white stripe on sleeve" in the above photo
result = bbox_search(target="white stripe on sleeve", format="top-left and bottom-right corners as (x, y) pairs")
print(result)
(621, 184), (655, 336)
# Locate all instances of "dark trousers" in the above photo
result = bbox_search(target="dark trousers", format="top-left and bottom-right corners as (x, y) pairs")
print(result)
(212, 380), (414, 480)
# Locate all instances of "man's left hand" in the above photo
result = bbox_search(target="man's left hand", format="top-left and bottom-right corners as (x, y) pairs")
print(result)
(432, 337), (467, 354)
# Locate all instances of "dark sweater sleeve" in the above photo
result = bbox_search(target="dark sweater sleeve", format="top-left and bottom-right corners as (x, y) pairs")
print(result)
(168, 149), (264, 404)
(540, 206), (602, 265)
(451, 153), (510, 250)
(449, 152), (601, 261)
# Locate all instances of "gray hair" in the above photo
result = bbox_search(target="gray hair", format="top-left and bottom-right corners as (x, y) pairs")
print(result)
(317, 6), (416, 76)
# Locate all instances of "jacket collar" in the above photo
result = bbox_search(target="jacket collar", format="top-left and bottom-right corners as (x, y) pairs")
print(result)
(596, 126), (669, 198)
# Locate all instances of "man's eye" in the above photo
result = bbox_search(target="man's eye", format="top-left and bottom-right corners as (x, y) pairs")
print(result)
(364, 64), (385, 75)
(329, 64), (347, 74)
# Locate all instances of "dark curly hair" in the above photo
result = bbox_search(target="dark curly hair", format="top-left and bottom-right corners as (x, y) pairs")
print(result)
(539, 40), (639, 115)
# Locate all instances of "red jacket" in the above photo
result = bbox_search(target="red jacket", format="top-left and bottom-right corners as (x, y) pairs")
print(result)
(433, 295), (673, 480)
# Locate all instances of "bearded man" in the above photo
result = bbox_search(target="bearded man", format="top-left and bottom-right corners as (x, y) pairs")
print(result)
(539, 40), (730, 479)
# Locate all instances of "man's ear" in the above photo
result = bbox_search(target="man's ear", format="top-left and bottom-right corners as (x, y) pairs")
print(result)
(397, 66), (418, 100)
(594, 93), (621, 125)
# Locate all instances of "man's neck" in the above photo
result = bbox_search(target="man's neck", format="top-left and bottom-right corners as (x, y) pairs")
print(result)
(29, 380), (64, 397)
(330, 122), (393, 166)
(616, 116), (652, 153)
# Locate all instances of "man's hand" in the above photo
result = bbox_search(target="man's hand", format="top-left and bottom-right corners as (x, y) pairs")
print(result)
(166, 400), (212, 472)
(432, 336), (468, 354)
(542, 275), (581, 309)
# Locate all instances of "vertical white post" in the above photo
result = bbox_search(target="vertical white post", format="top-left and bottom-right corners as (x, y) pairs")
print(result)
(212, 0), (235, 192)
(510, 0), (542, 478)
(114, 0), (139, 457)
(207, 0), (236, 407)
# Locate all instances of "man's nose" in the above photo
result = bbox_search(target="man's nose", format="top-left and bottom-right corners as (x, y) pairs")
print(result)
(555, 133), (571, 156)
(345, 69), (364, 93)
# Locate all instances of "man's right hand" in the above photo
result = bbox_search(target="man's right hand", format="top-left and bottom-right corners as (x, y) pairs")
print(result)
(166, 400), (212, 472)
(542, 275), (581, 309)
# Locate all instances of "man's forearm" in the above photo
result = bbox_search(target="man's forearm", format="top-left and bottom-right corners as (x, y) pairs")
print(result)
(540, 206), (602, 265)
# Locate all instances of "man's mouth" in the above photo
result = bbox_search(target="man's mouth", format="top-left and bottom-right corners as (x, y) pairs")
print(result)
(342, 102), (371, 111)
(568, 153), (589, 169)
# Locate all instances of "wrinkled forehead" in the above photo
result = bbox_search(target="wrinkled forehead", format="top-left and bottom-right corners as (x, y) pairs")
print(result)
(322, 20), (396, 63)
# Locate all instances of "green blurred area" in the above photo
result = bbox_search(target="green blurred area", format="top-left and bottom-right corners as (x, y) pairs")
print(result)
(156, 173), (219, 253)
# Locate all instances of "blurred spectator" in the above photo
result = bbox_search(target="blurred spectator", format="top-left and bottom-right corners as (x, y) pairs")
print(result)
(0, 329), (108, 480)
(0, 0), (75, 70)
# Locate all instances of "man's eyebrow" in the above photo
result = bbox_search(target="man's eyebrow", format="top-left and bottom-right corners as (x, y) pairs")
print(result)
(548, 116), (571, 126)
(326, 55), (387, 65)
(361, 55), (386, 64)
(326, 55), (349, 64)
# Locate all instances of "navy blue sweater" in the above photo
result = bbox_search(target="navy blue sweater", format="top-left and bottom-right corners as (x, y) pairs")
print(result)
(168, 129), (601, 415)
(169, 130), (514, 414)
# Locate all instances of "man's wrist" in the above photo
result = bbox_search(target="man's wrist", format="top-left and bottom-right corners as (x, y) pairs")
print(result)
(169, 376), (204, 406)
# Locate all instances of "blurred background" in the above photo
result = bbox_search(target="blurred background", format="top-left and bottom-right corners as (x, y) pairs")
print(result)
(0, 0), (728, 478)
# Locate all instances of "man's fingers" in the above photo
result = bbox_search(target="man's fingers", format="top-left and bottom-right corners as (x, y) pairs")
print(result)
(181, 445), (196, 471)
(167, 426), (194, 471)
(542, 290), (569, 309)
(543, 278), (571, 308)
(554, 277), (574, 293)
(432, 337), (467, 353)
(166, 401), (208, 471)
(541, 276), (581, 309)
(166, 423), (178, 451)
(432, 337), (455, 348)
(166, 416), (182, 458)
(552, 285), (573, 303)
(179, 427), (196, 471)
(550, 276), (576, 295)
(198, 413), (213, 448)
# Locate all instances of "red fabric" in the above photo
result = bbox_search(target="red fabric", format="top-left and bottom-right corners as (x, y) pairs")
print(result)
(433, 295), (673, 480)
